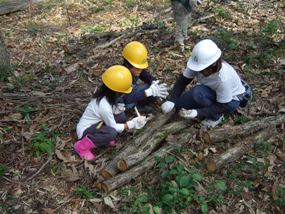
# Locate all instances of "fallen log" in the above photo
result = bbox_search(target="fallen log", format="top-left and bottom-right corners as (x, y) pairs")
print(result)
(200, 114), (285, 144)
(100, 130), (196, 193)
(116, 120), (193, 172)
(0, 0), (43, 15)
(206, 129), (275, 173)
(99, 111), (175, 179)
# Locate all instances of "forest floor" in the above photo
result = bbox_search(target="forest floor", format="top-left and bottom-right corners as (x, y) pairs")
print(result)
(0, 0), (285, 213)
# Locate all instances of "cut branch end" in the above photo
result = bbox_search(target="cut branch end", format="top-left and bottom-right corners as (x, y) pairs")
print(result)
(117, 159), (128, 172)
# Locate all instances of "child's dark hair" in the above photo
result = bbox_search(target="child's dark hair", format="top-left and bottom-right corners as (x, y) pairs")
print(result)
(123, 59), (133, 69)
(209, 57), (222, 74)
(93, 84), (119, 105)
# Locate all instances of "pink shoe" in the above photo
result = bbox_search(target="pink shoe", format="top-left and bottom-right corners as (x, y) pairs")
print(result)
(109, 140), (117, 147)
(74, 136), (96, 161)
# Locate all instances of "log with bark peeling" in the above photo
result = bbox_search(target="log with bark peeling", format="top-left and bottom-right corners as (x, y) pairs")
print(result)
(200, 115), (285, 144)
(100, 130), (196, 193)
(99, 111), (175, 179)
(116, 120), (193, 172)
(206, 129), (275, 173)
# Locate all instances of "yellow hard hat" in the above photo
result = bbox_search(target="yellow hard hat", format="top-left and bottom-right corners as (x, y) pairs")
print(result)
(102, 65), (133, 94)
(122, 41), (149, 69)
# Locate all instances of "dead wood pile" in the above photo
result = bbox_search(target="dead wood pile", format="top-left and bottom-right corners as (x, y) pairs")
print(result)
(98, 114), (285, 193)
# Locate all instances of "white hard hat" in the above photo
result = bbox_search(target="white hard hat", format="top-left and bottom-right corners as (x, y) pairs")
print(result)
(187, 39), (222, 72)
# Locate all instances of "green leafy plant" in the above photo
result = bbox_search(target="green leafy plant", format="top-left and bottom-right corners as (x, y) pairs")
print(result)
(103, 0), (113, 5)
(153, 17), (166, 30)
(27, 21), (38, 35)
(133, 156), (210, 213)
(0, 65), (11, 81)
(74, 185), (94, 199)
(225, 170), (254, 196)
(129, 15), (139, 27)
(20, 104), (33, 123)
(120, 154), (231, 213)
(215, 6), (229, 19)
(254, 140), (273, 155)
(80, 24), (106, 33)
(214, 30), (238, 51)
(0, 164), (7, 177)
(125, 0), (135, 8)
(263, 19), (280, 36)
(121, 15), (140, 28)
(234, 115), (250, 125)
(273, 185), (285, 207)
(133, 193), (150, 213)
(31, 125), (56, 157)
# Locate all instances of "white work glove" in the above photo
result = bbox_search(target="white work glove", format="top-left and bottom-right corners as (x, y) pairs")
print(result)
(179, 108), (198, 119)
(161, 101), (175, 114)
(126, 116), (147, 130)
(113, 103), (126, 115)
(145, 80), (169, 99)
(190, 0), (203, 6)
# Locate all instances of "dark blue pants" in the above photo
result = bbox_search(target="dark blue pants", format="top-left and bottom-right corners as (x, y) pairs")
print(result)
(82, 113), (127, 148)
(175, 85), (240, 120)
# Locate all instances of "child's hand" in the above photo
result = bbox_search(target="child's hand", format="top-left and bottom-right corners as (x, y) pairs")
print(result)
(161, 101), (175, 113)
(127, 116), (147, 129)
(145, 80), (169, 99)
(179, 108), (198, 119)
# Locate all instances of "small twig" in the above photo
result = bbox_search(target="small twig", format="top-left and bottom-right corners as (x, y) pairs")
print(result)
(26, 155), (53, 181)
(2, 176), (13, 183)
(134, 106), (141, 117)
(96, 121), (104, 129)
(95, 34), (125, 49)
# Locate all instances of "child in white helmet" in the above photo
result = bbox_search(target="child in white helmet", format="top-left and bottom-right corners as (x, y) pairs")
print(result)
(74, 65), (148, 161)
(161, 39), (252, 127)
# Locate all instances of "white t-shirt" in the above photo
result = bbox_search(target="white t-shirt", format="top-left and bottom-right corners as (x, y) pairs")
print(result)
(76, 97), (125, 139)
(183, 61), (245, 103)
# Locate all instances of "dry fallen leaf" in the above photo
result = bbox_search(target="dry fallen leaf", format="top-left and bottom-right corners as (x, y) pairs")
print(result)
(55, 150), (77, 163)
(62, 169), (80, 182)
(104, 196), (115, 209)
(265, 154), (276, 176)
(4, 113), (23, 121)
(206, 159), (217, 173)
(84, 160), (97, 176)
(209, 147), (217, 153)
(42, 208), (57, 214)
(65, 63), (79, 74)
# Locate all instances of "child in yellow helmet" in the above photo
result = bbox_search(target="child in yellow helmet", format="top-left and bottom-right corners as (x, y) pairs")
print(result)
(74, 65), (148, 161)
(119, 41), (169, 113)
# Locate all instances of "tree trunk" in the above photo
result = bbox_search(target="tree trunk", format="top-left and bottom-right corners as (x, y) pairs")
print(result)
(99, 111), (175, 179)
(206, 129), (275, 173)
(116, 120), (194, 172)
(100, 130), (195, 193)
(200, 115), (285, 144)
(0, 31), (10, 66)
